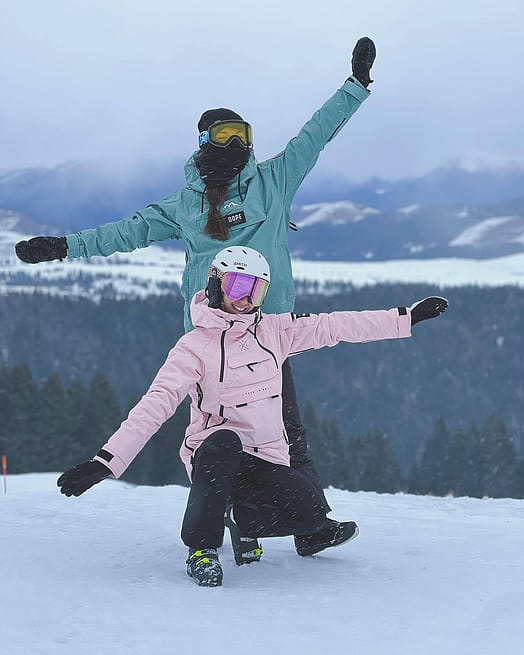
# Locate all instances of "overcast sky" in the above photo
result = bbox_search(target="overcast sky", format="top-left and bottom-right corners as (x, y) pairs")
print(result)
(2, 0), (523, 180)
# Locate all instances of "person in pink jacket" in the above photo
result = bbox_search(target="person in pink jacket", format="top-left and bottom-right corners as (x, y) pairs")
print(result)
(57, 246), (448, 587)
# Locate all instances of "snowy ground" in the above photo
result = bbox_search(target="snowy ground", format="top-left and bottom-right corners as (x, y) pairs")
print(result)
(2, 474), (523, 655)
(4, 226), (524, 299)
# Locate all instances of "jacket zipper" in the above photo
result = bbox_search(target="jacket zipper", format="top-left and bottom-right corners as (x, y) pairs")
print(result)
(218, 322), (234, 418)
(196, 382), (203, 409)
(219, 323), (233, 382)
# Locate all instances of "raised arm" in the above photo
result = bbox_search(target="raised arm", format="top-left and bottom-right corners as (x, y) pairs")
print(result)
(267, 37), (375, 206)
(16, 197), (181, 263)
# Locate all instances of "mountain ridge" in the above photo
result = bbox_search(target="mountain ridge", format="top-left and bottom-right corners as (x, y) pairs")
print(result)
(2, 158), (524, 261)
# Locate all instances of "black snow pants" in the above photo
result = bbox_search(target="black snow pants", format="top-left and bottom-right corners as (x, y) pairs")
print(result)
(282, 358), (331, 512)
(181, 429), (328, 549)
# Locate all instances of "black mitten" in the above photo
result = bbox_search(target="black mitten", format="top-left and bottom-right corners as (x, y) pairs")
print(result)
(351, 37), (376, 88)
(57, 460), (112, 497)
(410, 297), (448, 326)
(15, 236), (68, 263)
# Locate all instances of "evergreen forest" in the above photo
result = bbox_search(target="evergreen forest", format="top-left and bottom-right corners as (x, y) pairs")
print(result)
(1, 282), (524, 497)
(0, 365), (522, 498)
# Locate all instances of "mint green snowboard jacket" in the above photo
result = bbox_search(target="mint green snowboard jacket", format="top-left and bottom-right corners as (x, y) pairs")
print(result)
(66, 79), (370, 331)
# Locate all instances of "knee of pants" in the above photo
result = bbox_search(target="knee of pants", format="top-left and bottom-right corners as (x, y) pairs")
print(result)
(194, 429), (243, 461)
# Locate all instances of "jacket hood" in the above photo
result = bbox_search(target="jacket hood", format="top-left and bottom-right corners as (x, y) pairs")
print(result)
(190, 290), (261, 331)
(184, 150), (258, 195)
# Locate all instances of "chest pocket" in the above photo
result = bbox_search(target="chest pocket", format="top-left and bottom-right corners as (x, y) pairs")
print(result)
(219, 351), (281, 407)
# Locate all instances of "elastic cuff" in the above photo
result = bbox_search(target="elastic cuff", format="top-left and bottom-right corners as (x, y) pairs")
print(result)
(397, 310), (412, 338)
(343, 77), (371, 101)
(93, 452), (127, 478)
(65, 234), (81, 259)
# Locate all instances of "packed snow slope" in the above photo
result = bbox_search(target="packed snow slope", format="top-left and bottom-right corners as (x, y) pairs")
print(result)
(2, 475), (522, 655)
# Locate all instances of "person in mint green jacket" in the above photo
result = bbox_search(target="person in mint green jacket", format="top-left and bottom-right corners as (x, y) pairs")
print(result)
(16, 37), (376, 556)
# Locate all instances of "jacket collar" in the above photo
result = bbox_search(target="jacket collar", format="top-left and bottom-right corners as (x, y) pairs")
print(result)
(190, 290), (262, 331)
(184, 151), (258, 197)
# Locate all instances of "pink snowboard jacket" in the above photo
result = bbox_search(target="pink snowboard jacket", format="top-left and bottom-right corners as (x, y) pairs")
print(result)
(94, 291), (412, 480)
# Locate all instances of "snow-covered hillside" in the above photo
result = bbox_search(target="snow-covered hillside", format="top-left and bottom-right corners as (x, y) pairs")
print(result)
(4, 225), (524, 300)
(2, 474), (522, 655)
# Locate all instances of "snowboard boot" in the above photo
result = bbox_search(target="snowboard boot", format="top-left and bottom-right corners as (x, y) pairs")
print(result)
(186, 548), (223, 587)
(295, 518), (359, 557)
(225, 505), (263, 566)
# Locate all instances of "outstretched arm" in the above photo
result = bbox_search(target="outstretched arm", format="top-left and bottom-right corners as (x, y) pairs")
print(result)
(268, 37), (375, 206)
(278, 297), (448, 357)
(278, 307), (411, 357)
(16, 197), (181, 263)
(90, 338), (200, 479)
(57, 338), (201, 495)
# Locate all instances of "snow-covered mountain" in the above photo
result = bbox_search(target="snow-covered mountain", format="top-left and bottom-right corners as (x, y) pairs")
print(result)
(3, 219), (524, 299)
(346, 157), (524, 210)
(0, 158), (187, 233)
(2, 473), (522, 655)
(289, 196), (524, 261)
(2, 158), (524, 261)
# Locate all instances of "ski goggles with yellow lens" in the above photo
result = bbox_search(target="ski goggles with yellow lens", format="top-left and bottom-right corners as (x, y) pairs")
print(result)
(199, 120), (253, 148)
(221, 272), (269, 306)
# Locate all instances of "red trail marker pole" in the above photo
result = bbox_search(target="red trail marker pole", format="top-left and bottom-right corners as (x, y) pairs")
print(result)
(2, 454), (7, 494)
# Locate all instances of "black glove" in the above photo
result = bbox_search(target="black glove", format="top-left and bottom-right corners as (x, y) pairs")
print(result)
(410, 296), (448, 326)
(57, 460), (112, 497)
(351, 37), (376, 88)
(15, 236), (68, 264)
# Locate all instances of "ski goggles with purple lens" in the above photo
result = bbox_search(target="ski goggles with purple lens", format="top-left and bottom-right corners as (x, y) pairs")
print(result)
(221, 272), (269, 306)
(199, 120), (253, 148)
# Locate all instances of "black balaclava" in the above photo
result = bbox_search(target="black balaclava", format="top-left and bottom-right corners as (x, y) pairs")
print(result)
(195, 108), (251, 186)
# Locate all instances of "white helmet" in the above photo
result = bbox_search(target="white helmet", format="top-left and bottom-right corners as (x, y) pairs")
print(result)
(210, 246), (270, 283)
(207, 246), (270, 309)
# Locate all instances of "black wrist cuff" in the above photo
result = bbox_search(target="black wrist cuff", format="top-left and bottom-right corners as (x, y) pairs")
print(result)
(96, 449), (114, 463)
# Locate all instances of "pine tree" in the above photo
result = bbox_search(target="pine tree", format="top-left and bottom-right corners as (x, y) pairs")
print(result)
(413, 416), (524, 499)
(3, 365), (40, 473)
(62, 379), (89, 466)
(413, 418), (454, 496)
(76, 373), (123, 461)
(35, 373), (69, 471)
(320, 416), (346, 488)
(346, 435), (365, 491)
(478, 416), (520, 498)
(343, 430), (402, 493)
(302, 403), (351, 488)
(517, 460), (524, 499)
(0, 366), (11, 458)
(452, 424), (484, 498)
(358, 428), (402, 493)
